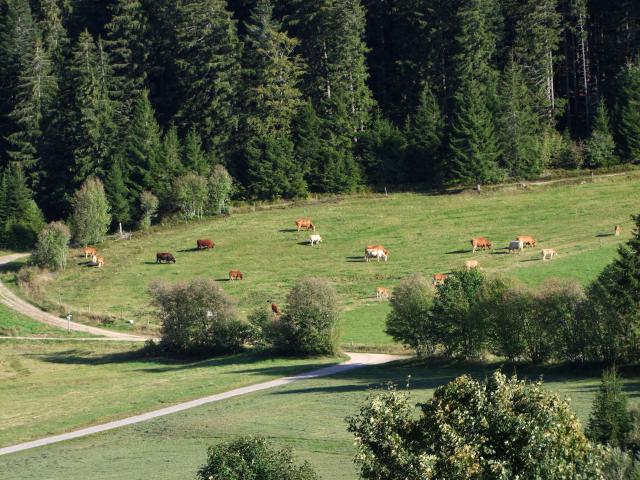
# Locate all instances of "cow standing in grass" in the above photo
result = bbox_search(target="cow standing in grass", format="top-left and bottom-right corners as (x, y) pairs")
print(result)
(465, 260), (479, 269)
(197, 239), (215, 249)
(517, 235), (536, 247)
(470, 237), (492, 253)
(376, 287), (389, 299)
(615, 225), (621, 236)
(508, 240), (524, 254)
(309, 234), (322, 245)
(542, 249), (557, 260)
(365, 247), (389, 262)
(271, 302), (281, 317)
(229, 270), (243, 281)
(83, 246), (97, 259)
(296, 219), (315, 231)
(432, 273), (447, 285)
(156, 252), (176, 263)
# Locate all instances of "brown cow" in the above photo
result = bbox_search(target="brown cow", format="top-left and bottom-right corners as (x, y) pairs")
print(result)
(196, 239), (215, 249)
(83, 246), (97, 259)
(614, 225), (621, 236)
(465, 260), (479, 270)
(156, 252), (176, 263)
(271, 302), (282, 316)
(376, 287), (389, 300)
(96, 256), (105, 268)
(229, 270), (243, 281)
(295, 218), (315, 231)
(432, 273), (448, 285)
(470, 237), (492, 253)
(517, 235), (537, 248)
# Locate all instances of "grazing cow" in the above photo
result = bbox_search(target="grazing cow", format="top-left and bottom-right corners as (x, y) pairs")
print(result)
(229, 270), (243, 281)
(83, 246), (97, 259)
(156, 252), (176, 264)
(508, 240), (524, 254)
(196, 239), (215, 249)
(465, 260), (479, 270)
(309, 234), (322, 246)
(541, 249), (557, 261)
(271, 302), (281, 316)
(470, 237), (492, 253)
(365, 248), (389, 262)
(432, 273), (448, 285)
(96, 256), (104, 268)
(614, 225), (621, 236)
(376, 287), (389, 300)
(295, 219), (315, 231)
(517, 235), (537, 248)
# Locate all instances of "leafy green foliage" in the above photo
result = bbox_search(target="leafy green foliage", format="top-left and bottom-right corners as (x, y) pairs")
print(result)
(348, 372), (604, 479)
(586, 99), (618, 168)
(196, 436), (320, 480)
(70, 177), (111, 246)
(150, 278), (251, 355)
(208, 164), (233, 215)
(170, 173), (208, 221)
(33, 221), (70, 271)
(137, 190), (158, 230)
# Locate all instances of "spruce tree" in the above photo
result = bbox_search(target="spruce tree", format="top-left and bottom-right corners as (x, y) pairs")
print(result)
(586, 368), (632, 447)
(183, 127), (208, 176)
(585, 99), (617, 168)
(6, 35), (58, 187)
(617, 63), (640, 163)
(294, 100), (325, 191)
(104, 156), (131, 227)
(448, 78), (503, 185)
(359, 114), (406, 185)
(160, 125), (184, 179)
(124, 89), (162, 197)
(175, 0), (241, 157)
(404, 83), (444, 184)
(498, 57), (544, 178)
(37, 0), (69, 69)
(105, 0), (150, 117)
(0, 163), (44, 248)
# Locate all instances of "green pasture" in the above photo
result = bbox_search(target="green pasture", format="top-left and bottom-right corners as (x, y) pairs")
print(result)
(0, 340), (339, 447)
(5, 356), (640, 480)
(0, 302), (88, 338)
(3, 175), (640, 346)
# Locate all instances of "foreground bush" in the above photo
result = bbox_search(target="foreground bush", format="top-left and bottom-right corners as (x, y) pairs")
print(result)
(265, 277), (340, 355)
(33, 222), (71, 271)
(385, 273), (435, 357)
(150, 278), (251, 355)
(348, 371), (604, 479)
(196, 436), (319, 480)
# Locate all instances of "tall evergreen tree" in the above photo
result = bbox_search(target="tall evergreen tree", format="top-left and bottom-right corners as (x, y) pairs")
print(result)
(175, 0), (241, 157)
(498, 57), (544, 178)
(404, 83), (444, 184)
(294, 100), (324, 191)
(6, 35), (58, 187)
(37, 0), (69, 68)
(585, 99), (617, 168)
(358, 114), (406, 185)
(104, 0), (150, 117)
(586, 368), (632, 447)
(69, 30), (120, 182)
(616, 63), (640, 163)
(104, 156), (131, 226)
(124, 89), (162, 197)
(159, 125), (184, 179)
(183, 127), (208, 176)
(448, 78), (503, 184)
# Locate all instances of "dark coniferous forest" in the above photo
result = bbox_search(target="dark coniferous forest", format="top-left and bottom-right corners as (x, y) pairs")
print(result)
(1, 0), (640, 245)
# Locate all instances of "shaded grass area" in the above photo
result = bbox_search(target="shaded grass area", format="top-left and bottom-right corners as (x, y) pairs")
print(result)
(0, 302), (89, 338)
(3, 176), (640, 347)
(5, 358), (640, 480)
(0, 341), (339, 447)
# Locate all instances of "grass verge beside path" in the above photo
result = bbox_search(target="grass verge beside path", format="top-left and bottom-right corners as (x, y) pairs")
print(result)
(0, 341), (340, 447)
(0, 302), (89, 338)
(4, 359), (640, 480)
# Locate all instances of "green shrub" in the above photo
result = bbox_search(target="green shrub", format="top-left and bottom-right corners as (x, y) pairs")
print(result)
(208, 164), (233, 215)
(586, 368), (632, 448)
(137, 190), (159, 230)
(600, 447), (640, 480)
(70, 177), (111, 245)
(348, 371), (604, 480)
(266, 277), (340, 355)
(171, 173), (208, 220)
(32, 222), (71, 271)
(196, 436), (319, 480)
(385, 273), (435, 357)
(150, 278), (251, 355)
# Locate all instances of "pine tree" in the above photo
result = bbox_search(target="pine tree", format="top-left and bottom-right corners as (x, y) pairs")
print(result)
(69, 30), (120, 182)
(6, 35), (58, 187)
(105, 0), (150, 117)
(294, 100), (325, 191)
(175, 0), (241, 157)
(404, 83), (444, 184)
(104, 156), (131, 226)
(586, 368), (632, 447)
(183, 127), (208, 176)
(159, 125), (184, 179)
(38, 0), (69, 68)
(498, 57), (544, 178)
(358, 114), (406, 185)
(617, 63), (640, 163)
(124, 89), (162, 197)
(448, 78), (503, 185)
(585, 99), (617, 168)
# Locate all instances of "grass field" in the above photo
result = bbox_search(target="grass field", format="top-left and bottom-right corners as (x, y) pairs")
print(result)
(4, 358), (640, 480)
(0, 302), (88, 338)
(0, 340), (339, 447)
(3, 175), (636, 346)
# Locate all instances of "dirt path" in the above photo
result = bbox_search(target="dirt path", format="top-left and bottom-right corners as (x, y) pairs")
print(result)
(0, 254), (148, 341)
(0, 352), (405, 456)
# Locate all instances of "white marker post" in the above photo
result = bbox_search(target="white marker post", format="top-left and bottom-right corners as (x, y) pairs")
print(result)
(66, 313), (72, 332)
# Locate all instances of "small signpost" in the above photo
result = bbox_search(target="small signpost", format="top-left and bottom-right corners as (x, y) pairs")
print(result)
(66, 313), (72, 332)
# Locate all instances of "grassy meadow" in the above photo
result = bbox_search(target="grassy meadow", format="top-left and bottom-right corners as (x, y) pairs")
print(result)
(0, 302), (89, 338)
(0, 340), (339, 447)
(4, 357), (640, 480)
(2, 174), (636, 347)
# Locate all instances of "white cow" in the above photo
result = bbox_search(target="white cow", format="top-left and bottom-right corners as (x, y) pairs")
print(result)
(365, 248), (388, 262)
(309, 234), (322, 246)
(508, 240), (524, 254)
(541, 248), (557, 260)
